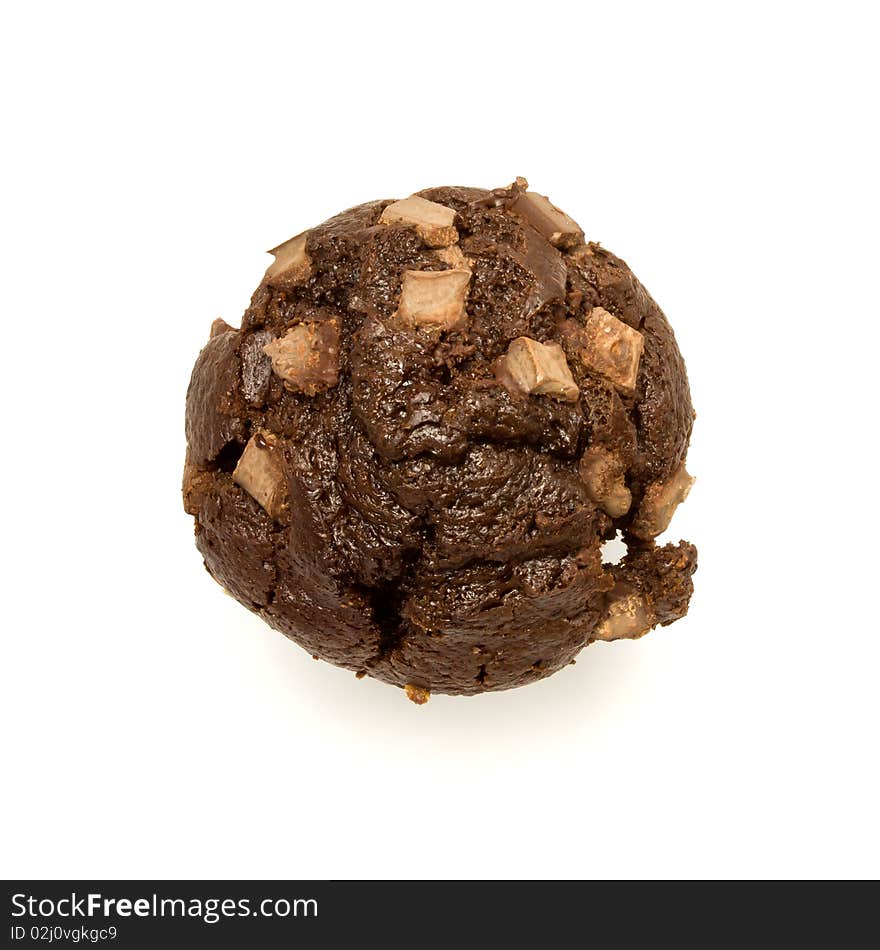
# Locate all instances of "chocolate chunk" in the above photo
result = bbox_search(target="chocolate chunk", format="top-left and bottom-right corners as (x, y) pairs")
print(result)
(265, 232), (312, 289)
(592, 582), (656, 641)
(232, 430), (288, 520)
(240, 330), (274, 406)
(580, 307), (644, 394)
(579, 446), (632, 518)
(508, 226), (568, 317)
(435, 244), (472, 271)
(510, 190), (584, 249)
(396, 269), (470, 330)
(379, 196), (458, 248)
(495, 337), (580, 403)
(630, 464), (695, 539)
(468, 176), (529, 210)
(263, 321), (340, 395)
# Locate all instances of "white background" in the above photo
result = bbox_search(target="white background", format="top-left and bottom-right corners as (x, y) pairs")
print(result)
(1, 1), (877, 880)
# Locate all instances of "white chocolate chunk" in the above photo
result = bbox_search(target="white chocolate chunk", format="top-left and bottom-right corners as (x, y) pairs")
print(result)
(497, 337), (580, 403)
(581, 307), (644, 394)
(396, 269), (470, 330)
(630, 464), (695, 539)
(579, 446), (632, 518)
(593, 589), (655, 641)
(233, 430), (288, 520)
(379, 196), (458, 247)
(265, 232), (312, 289)
(510, 190), (584, 249)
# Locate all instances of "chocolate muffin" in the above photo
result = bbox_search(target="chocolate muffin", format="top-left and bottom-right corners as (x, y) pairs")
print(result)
(183, 179), (697, 701)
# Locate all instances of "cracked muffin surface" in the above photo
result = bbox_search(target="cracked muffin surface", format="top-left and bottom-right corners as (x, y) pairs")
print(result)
(183, 178), (697, 700)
